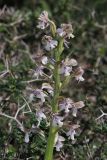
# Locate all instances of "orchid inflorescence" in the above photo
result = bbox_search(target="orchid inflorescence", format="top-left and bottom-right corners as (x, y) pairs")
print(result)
(0, 10), (85, 159)
(35, 10), (85, 156)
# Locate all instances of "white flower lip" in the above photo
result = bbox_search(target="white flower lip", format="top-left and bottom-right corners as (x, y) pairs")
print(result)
(59, 98), (73, 113)
(41, 56), (48, 65)
(55, 134), (65, 151)
(24, 132), (30, 143)
(60, 58), (77, 77)
(66, 124), (80, 140)
(74, 67), (85, 82)
(36, 110), (46, 120)
(66, 129), (76, 140)
(60, 66), (72, 76)
(72, 101), (85, 117)
(45, 40), (58, 51)
(75, 75), (84, 82)
(34, 89), (48, 103)
(52, 115), (64, 127)
(33, 65), (44, 79)
(42, 35), (58, 51)
(36, 110), (46, 127)
(57, 28), (65, 37)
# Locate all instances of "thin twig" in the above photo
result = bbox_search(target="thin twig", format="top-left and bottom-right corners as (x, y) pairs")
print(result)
(0, 111), (25, 132)
(22, 95), (32, 112)
(96, 109), (107, 120)
(14, 104), (26, 119)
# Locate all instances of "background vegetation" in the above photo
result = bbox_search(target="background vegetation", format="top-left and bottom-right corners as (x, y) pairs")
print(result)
(0, 0), (107, 159)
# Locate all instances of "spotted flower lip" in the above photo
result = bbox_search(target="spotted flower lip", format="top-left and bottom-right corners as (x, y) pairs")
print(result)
(52, 115), (64, 127)
(60, 66), (72, 76)
(60, 58), (77, 76)
(33, 65), (44, 79)
(34, 89), (48, 103)
(55, 134), (65, 151)
(72, 101), (85, 117)
(42, 35), (58, 51)
(59, 98), (73, 113)
(37, 11), (49, 29)
(66, 128), (76, 140)
(36, 110), (46, 126)
(74, 67), (84, 82)
(66, 124), (80, 140)
(57, 23), (74, 39)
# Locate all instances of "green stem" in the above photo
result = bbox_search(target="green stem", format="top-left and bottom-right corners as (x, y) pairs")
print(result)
(44, 39), (64, 160)
(44, 124), (57, 160)
(52, 39), (64, 112)
(44, 54), (60, 160)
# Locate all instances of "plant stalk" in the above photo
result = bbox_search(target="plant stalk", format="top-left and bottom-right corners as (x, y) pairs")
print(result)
(44, 40), (63, 160)
(44, 124), (57, 160)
